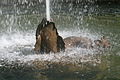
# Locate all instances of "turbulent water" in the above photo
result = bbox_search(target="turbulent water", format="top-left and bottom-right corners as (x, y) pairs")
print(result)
(0, 1), (120, 80)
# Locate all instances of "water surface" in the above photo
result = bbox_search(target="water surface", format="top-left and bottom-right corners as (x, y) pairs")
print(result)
(0, 1), (120, 80)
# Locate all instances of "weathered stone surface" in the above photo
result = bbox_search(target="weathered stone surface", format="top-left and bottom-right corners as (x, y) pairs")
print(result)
(34, 18), (111, 54)
(94, 36), (111, 48)
(34, 18), (65, 53)
(64, 36), (93, 49)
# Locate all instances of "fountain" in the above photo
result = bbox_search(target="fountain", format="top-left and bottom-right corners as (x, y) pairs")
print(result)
(0, 0), (120, 80)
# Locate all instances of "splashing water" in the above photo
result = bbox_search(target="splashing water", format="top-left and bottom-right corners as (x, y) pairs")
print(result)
(46, 0), (51, 21)
(0, 1), (120, 80)
(0, 0), (115, 67)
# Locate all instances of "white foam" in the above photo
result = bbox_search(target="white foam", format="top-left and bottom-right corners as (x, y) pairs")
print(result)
(0, 32), (34, 49)
(0, 30), (100, 66)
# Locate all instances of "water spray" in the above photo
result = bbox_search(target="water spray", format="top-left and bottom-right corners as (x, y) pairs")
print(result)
(46, 0), (50, 21)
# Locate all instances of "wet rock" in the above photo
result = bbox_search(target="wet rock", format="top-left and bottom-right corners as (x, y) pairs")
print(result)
(34, 18), (65, 53)
(34, 18), (111, 54)
(94, 36), (111, 48)
(64, 36), (93, 49)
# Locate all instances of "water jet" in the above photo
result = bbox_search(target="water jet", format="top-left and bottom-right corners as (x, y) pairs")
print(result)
(46, 0), (51, 21)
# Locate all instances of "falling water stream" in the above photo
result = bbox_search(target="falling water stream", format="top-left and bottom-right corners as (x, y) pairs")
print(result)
(0, 0), (120, 80)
